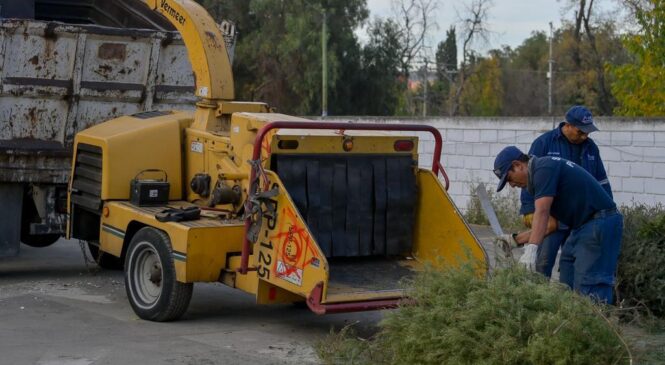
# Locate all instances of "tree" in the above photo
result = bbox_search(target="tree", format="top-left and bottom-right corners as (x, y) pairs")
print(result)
(449, 0), (493, 116)
(553, 21), (628, 114)
(195, 0), (368, 116)
(459, 53), (503, 115)
(499, 32), (550, 116)
(611, 0), (665, 116)
(354, 19), (405, 115)
(390, 0), (439, 80)
(429, 27), (457, 115)
(436, 26), (458, 79)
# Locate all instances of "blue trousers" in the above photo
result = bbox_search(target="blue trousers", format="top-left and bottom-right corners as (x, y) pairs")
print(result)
(558, 212), (623, 304)
(536, 229), (569, 278)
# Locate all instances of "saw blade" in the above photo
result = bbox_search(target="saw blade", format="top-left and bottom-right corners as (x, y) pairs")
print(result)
(475, 183), (504, 237)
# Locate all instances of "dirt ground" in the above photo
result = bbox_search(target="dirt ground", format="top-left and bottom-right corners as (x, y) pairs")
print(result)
(0, 238), (383, 365)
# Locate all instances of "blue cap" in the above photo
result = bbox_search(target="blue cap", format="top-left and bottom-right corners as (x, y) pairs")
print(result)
(493, 146), (525, 192)
(565, 106), (598, 134)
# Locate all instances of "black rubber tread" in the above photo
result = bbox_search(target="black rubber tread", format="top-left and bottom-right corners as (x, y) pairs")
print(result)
(87, 242), (123, 270)
(124, 227), (193, 322)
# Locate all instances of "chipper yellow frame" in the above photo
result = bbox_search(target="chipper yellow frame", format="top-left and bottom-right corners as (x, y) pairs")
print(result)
(67, 0), (488, 321)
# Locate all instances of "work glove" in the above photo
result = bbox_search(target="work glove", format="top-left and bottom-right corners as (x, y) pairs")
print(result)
(522, 214), (533, 228)
(519, 243), (538, 271)
(494, 233), (518, 259)
(496, 233), (519, 248)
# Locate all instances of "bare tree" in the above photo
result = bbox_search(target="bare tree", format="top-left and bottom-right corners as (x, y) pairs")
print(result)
(449, 0), (493, 116)
(391, 0), (440, 80)
(565, 0), (614, 114)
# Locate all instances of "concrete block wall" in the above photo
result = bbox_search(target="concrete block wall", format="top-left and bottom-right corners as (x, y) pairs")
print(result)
(324, 116), (665, 211)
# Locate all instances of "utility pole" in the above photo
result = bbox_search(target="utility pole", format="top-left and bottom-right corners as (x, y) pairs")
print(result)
(423, 58), (428, 117)
(321, 9), (328, 117)
(548, 22), (554, 118)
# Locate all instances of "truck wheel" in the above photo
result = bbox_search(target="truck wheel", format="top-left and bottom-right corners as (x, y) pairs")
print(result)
(87, 242), (123, 270)
(124, 227), (192, 322)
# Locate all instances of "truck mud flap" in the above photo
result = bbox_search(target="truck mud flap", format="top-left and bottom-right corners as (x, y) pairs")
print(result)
(0, 183), (23, 257)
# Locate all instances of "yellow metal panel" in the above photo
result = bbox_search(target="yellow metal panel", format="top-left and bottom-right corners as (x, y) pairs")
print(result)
(101, 201), (244, 283)
(74, 112), (191, 200)
(270, 135), (418, 156)
(252, 171), (329, 299)
(185, 225), (244, 282)
(141, 0), (233, 100)
(412, 170), (488, 271)
(99, 227), (123, 257)
(216, 101), (270, 116)
(256, 280), (305, 305)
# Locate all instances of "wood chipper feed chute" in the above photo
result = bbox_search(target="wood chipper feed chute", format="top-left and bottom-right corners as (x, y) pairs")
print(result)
(242, 121), (488, 314)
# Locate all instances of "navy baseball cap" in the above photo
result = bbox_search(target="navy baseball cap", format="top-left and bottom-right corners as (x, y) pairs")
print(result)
(493, 146), (525, 192)
(565, 106), (598, 134)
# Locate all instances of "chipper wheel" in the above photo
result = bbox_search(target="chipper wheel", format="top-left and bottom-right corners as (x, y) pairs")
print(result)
(124, 227), (192, 321)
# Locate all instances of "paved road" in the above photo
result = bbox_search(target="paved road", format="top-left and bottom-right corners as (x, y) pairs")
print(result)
(0, 226), (497, 365)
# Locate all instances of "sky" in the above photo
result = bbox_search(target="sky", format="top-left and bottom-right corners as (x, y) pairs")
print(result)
(362, 0), (619, 60)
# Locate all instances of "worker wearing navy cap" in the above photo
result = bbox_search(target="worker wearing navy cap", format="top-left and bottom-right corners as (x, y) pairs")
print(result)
(493, 146), (622, 304)
(518, 106), (613, 279)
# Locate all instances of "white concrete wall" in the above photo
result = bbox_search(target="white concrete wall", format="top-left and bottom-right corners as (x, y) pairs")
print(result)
(324, 117), (665, 211)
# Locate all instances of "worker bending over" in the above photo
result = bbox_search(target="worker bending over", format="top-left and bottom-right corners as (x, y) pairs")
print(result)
(493, 146), (622, 304)
(520, 106), (613, 277)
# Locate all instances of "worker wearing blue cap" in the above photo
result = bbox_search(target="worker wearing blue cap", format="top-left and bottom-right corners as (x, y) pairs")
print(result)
(493, 146), (622, 304)
(518, 106), (613, 279)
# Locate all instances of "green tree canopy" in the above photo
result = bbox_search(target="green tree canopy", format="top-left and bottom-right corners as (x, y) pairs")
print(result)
(611, 0), (665, 116)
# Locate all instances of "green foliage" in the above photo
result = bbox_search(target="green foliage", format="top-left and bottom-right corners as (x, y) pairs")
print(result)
(352, 18), (406, 116)
(436, 27), (457, 78)
(459, 56), (503, 116)
(464, 183), (523, 233)
(611, 0), (665, 116)
(318, 266), (629, 365)
(196, 0), (369, 115)
(617, 203), (665, 317)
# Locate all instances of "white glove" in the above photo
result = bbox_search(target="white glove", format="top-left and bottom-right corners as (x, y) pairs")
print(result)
(519, 244), (538, 271)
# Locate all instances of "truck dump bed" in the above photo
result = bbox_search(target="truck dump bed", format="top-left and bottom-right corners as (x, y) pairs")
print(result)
(0, 4), (195, 184)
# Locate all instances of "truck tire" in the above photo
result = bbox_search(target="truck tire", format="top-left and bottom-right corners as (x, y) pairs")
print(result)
(124, 227), (192, 322)
(87, 242), (123, 270)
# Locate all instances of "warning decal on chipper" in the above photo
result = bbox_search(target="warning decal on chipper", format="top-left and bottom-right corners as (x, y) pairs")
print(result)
(276, 260), (303, 286)
(270, 207), (318, 287)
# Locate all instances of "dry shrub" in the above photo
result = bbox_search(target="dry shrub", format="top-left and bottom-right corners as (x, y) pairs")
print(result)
(617, 203), (665, 319)
(464, 182), (523, 233)
(318, 266), (629, 365)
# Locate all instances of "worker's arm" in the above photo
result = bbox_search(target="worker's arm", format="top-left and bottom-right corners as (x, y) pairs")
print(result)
(527, 196), (554, 245)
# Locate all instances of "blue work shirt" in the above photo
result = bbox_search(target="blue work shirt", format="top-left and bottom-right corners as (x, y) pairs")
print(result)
(530, 156), (616, 229)
(520, 123), (612, 215)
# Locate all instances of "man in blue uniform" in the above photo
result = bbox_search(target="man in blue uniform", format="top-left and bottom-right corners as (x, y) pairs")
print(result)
(493, 146), (622, 303)
(520, 106), (613, 278)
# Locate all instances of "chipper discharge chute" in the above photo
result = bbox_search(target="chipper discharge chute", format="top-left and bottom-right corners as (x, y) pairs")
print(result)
(66, 0), (487, 321)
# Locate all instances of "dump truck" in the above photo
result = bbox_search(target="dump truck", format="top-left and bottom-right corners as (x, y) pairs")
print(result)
(66, 0), (489, 321)
(0, 0), (234, 258)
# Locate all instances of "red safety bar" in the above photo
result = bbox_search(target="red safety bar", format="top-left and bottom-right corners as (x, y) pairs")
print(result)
(239, 121), (449, 275)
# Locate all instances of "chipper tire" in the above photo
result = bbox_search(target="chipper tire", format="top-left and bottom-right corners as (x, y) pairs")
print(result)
(124, 227), (192, 322)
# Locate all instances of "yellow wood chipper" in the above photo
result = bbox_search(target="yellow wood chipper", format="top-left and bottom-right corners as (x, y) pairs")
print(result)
(66, 0), (488, 321)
